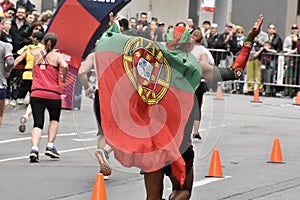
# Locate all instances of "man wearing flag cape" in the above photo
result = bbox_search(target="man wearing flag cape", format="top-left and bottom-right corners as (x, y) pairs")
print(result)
(95, 13), (263, 200)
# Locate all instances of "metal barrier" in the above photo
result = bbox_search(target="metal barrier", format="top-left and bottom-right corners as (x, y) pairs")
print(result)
(207, 49), (300, 96)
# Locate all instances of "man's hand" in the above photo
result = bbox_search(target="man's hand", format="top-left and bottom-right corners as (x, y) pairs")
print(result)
(85, 86), (95, 99)
(247, 15), (264, 41)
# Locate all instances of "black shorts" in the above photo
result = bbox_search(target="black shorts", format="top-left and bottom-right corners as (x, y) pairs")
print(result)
(140, 145), (195, 176)
(194, 82), (208, 120)
(30, 97), (62, 130)
(0, 88), (6, 99)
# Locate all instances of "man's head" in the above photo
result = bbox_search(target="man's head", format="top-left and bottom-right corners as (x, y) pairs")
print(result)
(4, 7), (16, 19)
(210, 23), (218, 34)
(202, 20), (211, 31)
(16, 6), (26, 21)
(158, 22), (165, 32)
(139, 12), (148, 25)
(129, 17), (137, 29)
(186, 18), (194, 29)
(225, 22), (234, 33)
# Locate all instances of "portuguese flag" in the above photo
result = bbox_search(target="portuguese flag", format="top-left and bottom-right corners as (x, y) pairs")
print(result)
(95, 23), (201, 186)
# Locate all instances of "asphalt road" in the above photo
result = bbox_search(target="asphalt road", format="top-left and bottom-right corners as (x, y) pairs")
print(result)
(1, 92), (299, 200)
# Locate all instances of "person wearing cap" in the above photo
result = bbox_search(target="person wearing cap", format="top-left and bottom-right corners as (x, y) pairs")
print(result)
(158, 22), (167, 43)
(283, 24), (299, 53)
(207, 23), (219, 49)
(215, 22), (239, 68)
(202, 20), (211, 40)
(3, 6), (15, 19)
(12, 31), (44, 133)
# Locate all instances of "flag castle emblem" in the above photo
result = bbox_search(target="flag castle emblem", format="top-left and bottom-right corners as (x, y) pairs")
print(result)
(137, 57), (153, 82)
(123, 37), (171, 105)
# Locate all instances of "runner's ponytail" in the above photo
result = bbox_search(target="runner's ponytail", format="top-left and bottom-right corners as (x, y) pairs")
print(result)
(43, 32), (57, 53)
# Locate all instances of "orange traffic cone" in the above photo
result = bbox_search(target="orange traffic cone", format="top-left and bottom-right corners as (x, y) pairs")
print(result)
(205, 149), (224, 177)
(267, 138), (285, 164)
(293, 91), (300, 106)
(250, 88), (262, 103)
(214, 85), (223, 100)
(91, 173), (107, 200)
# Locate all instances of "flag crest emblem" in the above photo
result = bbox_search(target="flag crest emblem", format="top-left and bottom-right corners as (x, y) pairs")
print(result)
(123, 37), (171, 105)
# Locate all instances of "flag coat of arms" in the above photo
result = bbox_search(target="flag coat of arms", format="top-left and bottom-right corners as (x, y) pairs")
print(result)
(95, 23), (202, 186)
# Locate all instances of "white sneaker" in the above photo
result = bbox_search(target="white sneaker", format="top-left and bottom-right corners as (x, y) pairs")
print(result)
(9, 100), (16, 107)
(17, 98), (24, 105)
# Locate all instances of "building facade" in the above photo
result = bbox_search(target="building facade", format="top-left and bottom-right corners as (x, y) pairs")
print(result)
(12, 0), (300, 38)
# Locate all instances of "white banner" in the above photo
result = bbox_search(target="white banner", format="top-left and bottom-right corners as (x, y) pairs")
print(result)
(201, 0), (216, 12)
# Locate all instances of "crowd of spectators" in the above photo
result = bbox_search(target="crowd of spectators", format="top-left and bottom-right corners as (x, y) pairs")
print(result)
(116, 12), (299, 98)
(0, 0), (54, 106)
(1, 1), (299, 109)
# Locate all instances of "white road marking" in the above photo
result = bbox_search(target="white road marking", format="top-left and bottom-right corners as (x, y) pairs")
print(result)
(0, 132), (77, 144)
(80, 130), (98, 134)
(193, 176), (231, 188)
(72, 138), (96, 142)
(0, 146), (96, 163)
(166, 176), (231, 190)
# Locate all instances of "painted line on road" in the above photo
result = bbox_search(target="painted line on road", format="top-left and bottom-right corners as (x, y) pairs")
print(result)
(0, 145), (96, 163)
(0, 132), (77, 144)
(193, 176), (231, 188)
(166, 175), (231, 190)
(72, 138), (96, 142)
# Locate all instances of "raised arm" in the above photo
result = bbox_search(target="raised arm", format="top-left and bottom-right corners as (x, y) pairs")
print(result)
(202, 15), (264, 82)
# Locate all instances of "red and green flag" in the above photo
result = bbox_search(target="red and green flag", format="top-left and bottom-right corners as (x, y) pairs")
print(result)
(95, 23), (201, 186)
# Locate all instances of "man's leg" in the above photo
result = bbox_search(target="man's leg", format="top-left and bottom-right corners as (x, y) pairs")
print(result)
(247, 59), (255, 94)
(144, 170), (165, 200)
(168, 168), (194, 200)
(0, 99), (5, 126)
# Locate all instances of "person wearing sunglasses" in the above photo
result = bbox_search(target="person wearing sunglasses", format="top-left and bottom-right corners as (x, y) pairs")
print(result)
(3, 7), (15, 19)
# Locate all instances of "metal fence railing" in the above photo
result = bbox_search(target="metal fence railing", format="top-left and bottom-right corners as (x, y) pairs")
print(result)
(206, 49), (300, 96)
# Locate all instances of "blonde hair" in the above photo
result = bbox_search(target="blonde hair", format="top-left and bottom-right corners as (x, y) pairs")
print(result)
(191, 30), (203, 44)
(235, 26), (244, 33)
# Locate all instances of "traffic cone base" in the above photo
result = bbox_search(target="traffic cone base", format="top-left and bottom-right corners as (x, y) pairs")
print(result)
(251, 88), (262, 103)
(293, 91), (300, 106)
(267, 138), (285, 164)
(91, 173), (107, 200)
(205, 149), (224, 178)
(214, 85), (224, 100)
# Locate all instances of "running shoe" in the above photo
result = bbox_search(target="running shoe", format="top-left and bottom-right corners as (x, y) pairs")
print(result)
(95, 149), (112, 176)
(29, 150), (39, 163)
(17, 98), (24, 105)
(19, 116), (27, 133)
(193, 133), (202, 140)
(9, 99), (16, 107)
(99, 169), (110, 180)
(45, 147), (60, 159)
